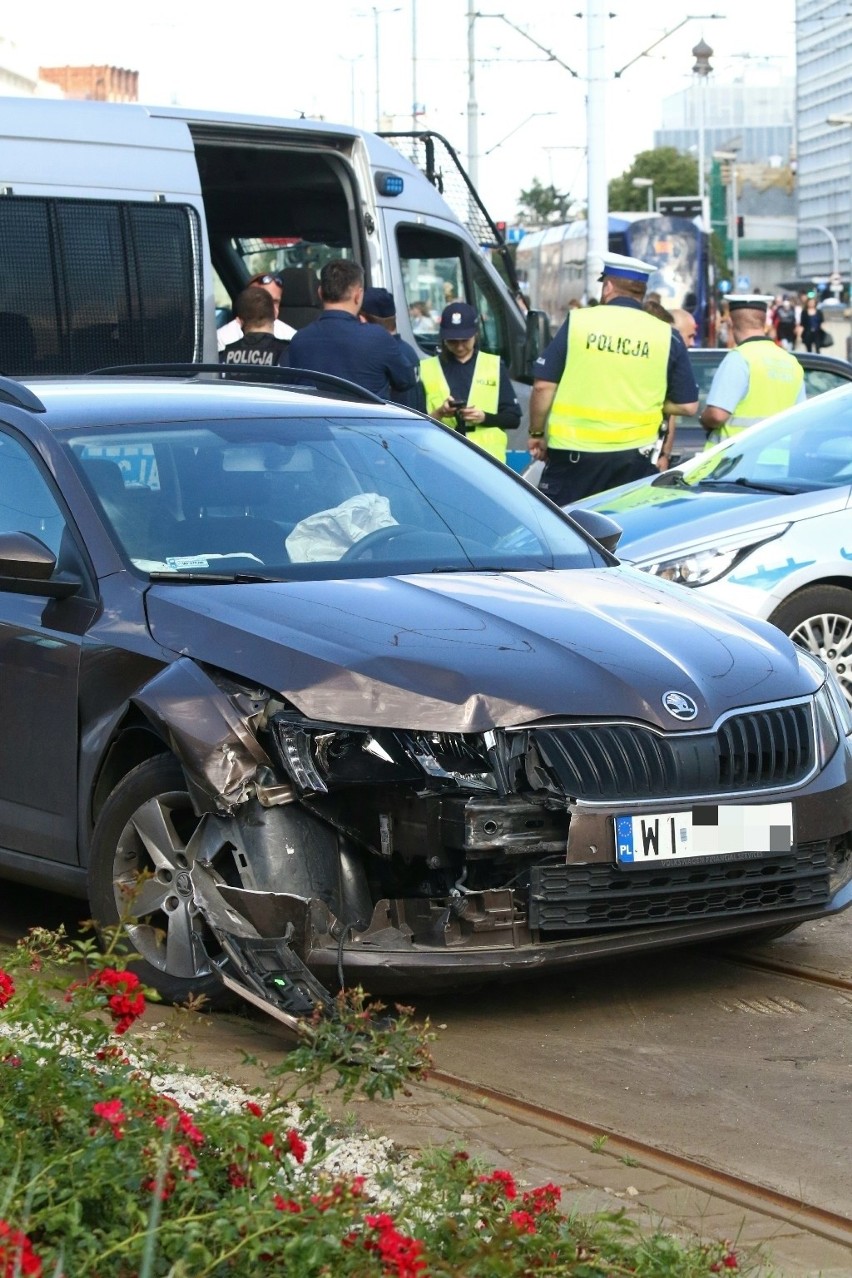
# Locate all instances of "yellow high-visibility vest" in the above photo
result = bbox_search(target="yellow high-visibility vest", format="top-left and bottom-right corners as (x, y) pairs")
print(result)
(420, 351), (507, 461)
(710, 340), (805, 445)
(547, 306), (671, 452)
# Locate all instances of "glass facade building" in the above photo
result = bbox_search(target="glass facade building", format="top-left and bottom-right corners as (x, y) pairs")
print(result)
(796, 0), (852, 284)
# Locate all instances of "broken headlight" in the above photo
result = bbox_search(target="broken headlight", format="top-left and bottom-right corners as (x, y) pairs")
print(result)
(269, 715), (498, 794)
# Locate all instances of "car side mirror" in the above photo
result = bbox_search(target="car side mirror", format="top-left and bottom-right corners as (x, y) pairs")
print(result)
(0, 531), (81, 598)
(566, 508), (623, 554)
(523, 309), (551, 379)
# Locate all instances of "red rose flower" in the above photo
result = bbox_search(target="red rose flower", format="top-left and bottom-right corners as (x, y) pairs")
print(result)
(0, 1220), (42, 1277)
(509, 1209), (538, 1234)
(0, 972), (15, 1009)
(286, 1128), (307, 1163)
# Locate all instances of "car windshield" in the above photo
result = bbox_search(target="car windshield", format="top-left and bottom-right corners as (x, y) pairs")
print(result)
(669, 383), (852, 494)
(64, 415), (600, 579)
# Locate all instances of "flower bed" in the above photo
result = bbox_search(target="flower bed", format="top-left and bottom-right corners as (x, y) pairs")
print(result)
(0, 927), (749, 1276)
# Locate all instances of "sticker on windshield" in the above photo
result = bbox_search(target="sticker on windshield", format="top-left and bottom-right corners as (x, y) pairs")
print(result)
(166, 556), (215, 570)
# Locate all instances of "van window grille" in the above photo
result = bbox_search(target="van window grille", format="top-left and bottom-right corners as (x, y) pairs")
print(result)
(0, 196), (202, 376)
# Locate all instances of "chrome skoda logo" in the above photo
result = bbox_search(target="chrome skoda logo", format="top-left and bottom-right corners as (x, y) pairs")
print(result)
(662, 690), (698, 721)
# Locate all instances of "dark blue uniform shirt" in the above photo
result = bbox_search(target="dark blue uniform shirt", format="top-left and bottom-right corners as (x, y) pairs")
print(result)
(288, 311), (418, 399)
(535, 297), (698, 406)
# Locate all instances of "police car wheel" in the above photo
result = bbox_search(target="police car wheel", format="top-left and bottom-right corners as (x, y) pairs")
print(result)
(769, 586), (852, 707)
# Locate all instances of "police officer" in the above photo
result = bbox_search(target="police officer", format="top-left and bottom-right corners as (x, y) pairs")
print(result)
(360, 286), (425, 413)
(217, 271), (296, 351)
(700, 294), (805, 447)
(529, 253), (699, 504)
(219, 288), (290, 367)
(288, 259), (417, 399)
(420, 302), (520, 462)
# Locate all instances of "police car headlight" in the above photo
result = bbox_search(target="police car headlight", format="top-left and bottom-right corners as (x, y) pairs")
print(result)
(641, 526), (789, 588)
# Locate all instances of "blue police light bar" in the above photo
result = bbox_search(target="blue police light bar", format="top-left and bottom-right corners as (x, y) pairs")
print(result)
(375, 171), (404, 197)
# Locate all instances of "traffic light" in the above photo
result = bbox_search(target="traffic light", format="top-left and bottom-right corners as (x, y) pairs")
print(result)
(495, 220), (507, 241)
(736, 215), (745, 238)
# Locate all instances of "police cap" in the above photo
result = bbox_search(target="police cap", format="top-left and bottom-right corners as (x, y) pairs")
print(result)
(727, 294), (774, 313)
(362, 286), (396, 318)
(597, 252), (654, 284)
(439, 301), (479, 339)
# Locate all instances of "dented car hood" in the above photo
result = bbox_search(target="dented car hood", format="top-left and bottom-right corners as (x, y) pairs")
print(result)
(143, 567), (811, 733)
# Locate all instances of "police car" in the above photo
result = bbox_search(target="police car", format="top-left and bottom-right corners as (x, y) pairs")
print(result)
(583, 382), (852, 706)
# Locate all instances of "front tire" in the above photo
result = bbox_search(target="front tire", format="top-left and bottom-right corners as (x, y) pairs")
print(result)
(769, 585), (852, 706)
(88, 756), (230, 1006)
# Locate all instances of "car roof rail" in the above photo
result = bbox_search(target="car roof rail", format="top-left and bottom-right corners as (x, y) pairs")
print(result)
(87, 364), (387, 405)
(0, 376), (47, 413)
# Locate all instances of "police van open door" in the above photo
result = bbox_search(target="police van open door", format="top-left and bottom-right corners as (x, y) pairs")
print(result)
(0, 101), (541, 388)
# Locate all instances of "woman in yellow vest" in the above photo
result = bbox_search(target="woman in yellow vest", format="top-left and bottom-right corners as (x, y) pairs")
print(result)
(420, 302), (521, 462)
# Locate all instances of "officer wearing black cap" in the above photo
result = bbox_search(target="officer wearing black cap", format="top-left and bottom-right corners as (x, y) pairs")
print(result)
(288, 260), (417, 400)
(360, 286), (425, 412)
(529, 253), (698, 504)
(700, 294), (805, 447)
(420, 302), (520, 462)
(219, 287), (290, 369)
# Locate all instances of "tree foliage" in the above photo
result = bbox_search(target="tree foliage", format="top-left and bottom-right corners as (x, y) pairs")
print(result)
(516, 179), (577, 227)
(608, 148), (699, 212)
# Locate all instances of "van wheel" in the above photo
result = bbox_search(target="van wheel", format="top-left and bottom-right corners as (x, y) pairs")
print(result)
(88, 756), (232, 1007)
(769, 586), (852, 705)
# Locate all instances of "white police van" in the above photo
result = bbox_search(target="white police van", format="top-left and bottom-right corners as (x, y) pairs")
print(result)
(0, 99), (542, 386)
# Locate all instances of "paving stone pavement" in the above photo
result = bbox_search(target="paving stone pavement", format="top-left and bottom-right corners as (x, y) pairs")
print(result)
(138, 1006), (852, 1278)
(340, 1076), (852, 1278)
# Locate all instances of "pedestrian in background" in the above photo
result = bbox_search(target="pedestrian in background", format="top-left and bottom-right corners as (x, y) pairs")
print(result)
(700, 294), (805, 446)
(420, 302), (520, 462)
(528, 252), (698, 504)
(800, 292), (825, 353)
(288, 260), (417, 400)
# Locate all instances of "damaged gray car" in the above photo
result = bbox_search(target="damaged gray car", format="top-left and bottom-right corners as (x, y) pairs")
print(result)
(0, 370), (850, 1028)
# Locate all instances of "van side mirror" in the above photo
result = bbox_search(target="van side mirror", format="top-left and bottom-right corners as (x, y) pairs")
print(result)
(524, 309), (551, 379)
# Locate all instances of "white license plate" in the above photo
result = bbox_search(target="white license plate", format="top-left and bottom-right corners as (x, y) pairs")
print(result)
(614, 803), (793, 865)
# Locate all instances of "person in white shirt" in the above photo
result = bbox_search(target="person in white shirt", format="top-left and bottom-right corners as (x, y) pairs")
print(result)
(217, 272), (296, 350)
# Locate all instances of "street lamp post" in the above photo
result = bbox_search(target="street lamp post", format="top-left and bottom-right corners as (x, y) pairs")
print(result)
(714, 149), (740, 288)
(370, 5), (401, 131)
(826, 114), (852, 359)
(631, 177), (654, 213)
(692, 39), (714, 229)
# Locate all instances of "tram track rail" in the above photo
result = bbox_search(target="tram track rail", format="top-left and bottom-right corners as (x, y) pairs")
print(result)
(424, 1066), (852, 1249)
(715, 949), (852, 995)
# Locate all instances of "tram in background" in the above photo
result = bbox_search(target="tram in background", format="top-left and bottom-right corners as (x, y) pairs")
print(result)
(515, 213), (714, 344)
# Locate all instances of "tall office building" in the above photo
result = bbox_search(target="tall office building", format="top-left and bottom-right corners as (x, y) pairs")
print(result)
(655, 76), (796, 290)
(796, 1), (852, 285)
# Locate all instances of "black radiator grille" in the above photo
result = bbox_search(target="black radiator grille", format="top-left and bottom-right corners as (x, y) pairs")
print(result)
(530, 842), (831, 932)
(534, 703), (814, 802)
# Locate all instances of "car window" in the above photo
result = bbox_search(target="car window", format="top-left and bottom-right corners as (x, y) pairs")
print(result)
(804, 366), (850, 396)
(66, 417), (600, 579)
(680, 384), (852, 491)
(0, 432), (68, 557)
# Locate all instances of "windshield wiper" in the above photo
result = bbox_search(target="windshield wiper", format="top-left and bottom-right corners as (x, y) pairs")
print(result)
(651, 469), (691, 487)
(696, 476), (796, 495)
(147, 571), (289, 584)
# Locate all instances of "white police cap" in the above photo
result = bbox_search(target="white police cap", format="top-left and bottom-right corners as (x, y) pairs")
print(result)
(727, 294), (774, 312)
(597, 252), (654, 284)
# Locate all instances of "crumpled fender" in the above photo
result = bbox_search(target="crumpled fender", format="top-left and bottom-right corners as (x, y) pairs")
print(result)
(132, 658), (272, 812)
